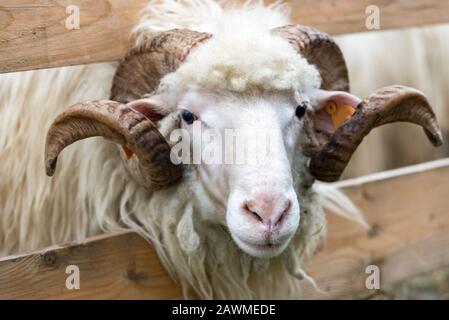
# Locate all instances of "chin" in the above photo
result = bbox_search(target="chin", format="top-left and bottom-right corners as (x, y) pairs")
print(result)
(231, 234), (292, 259)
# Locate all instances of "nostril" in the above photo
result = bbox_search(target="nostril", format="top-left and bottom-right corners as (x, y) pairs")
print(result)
(284, 199), (292, 214)
(273, 199), (291, 226)
(243, 198), (292, 226)
(243, 202), (263, 222)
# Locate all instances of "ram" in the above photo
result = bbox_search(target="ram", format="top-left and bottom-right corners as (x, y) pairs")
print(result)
(0, 0), (442, 299)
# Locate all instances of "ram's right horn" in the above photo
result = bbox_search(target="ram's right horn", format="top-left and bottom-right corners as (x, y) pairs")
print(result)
(309, 85), (443, 182)
(45, 100), (182, 191)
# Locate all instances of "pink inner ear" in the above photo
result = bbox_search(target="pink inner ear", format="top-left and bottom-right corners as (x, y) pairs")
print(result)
(313, 90), (361, 109)
(311, 90), (362, 136)
(127, 99), (167, 123)
(313, 110), (335, 136)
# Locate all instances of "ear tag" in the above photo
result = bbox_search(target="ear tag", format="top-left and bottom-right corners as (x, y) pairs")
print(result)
(122, 145), (134, 160)
(325, 101), (356, 129)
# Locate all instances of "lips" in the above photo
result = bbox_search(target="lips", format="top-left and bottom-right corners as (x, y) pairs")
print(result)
(240, 237), (282, 249)
(234, 235), (290, 258)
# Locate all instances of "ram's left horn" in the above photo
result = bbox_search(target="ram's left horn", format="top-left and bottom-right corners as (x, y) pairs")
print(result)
(272, 25), (349, 92)
(309, 85), (443, 182)
(45, 100), (182, 190)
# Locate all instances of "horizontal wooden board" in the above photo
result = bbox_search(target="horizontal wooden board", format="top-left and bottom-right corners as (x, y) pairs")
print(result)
(0, 230), (181, 299)
(302, 158), (449, 299)
(283, 0), (449, 36)
(1, 158), (449, 299)
(0, 0), (147, 73)
(1, 0), (449, 73)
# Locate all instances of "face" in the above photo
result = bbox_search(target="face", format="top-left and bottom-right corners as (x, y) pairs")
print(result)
(130, 88), (361, 259)
(174, 90), (308, 258)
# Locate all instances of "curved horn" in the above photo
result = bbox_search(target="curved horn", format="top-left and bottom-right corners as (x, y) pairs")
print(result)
(45, 100), (182, 190)
(309, 85), (443, 182)
(272, 25), (349, 92)
(111, 29), (212, 103)
(46, 29), (211, 190)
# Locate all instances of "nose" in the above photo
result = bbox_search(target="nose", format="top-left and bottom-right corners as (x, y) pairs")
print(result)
(243, 192), (292, 228)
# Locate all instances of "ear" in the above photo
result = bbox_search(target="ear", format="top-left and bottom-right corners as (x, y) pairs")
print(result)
(310, 89), (362, 137)
(301, 90), (361, 156)
(127, 98), (170, 123)
(122, 98), (170, 159)
(309, 85), (442, 182)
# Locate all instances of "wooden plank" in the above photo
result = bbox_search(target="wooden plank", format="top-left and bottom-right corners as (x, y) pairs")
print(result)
(282, 0), (449, 36)
(301, 158), (449, 299)
(0, 158), (448, 299)
(0, 230), (181, 299)
(0, 0), (148, 73)
(1, 0), (449, 74)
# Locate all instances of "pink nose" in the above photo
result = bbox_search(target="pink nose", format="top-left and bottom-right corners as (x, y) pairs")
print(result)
(244, 193), (292, 228)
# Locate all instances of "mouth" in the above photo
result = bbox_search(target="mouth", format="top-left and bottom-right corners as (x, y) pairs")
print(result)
(233, 235), (290, 258)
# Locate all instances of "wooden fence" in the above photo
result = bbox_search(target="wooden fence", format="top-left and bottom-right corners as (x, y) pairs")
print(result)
(2, 0), (449, 73)
(0, 0), (449, 299)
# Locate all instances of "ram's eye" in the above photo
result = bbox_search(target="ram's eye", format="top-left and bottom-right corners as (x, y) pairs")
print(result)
(295, 103), (307, 119)
(181, 110), (197, 124)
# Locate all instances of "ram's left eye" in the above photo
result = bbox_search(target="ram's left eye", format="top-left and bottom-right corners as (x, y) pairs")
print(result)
(181, 110), (197, 124)
(295, 103), (307, 119)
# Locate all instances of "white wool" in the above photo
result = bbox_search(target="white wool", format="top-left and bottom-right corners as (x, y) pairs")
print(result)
(0, 63), (118, 255)
(133, 0), (290, 37)
(134, 0), (322, 98)
(176, 203), (200, 253)
(0, 0), (363, 299)
(314, 182), (369, 229)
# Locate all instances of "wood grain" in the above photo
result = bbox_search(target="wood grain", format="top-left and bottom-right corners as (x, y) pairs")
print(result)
(0, 230), (181, 299)
(1, 0), (449, 73)
(302, 158), (449, 299)
(0, 0), (147, 73)
(280, 0), (449, 36)
(1, 159), (449, 299)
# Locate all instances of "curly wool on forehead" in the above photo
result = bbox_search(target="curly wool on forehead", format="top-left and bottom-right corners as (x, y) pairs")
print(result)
(141, 2), (322, 99)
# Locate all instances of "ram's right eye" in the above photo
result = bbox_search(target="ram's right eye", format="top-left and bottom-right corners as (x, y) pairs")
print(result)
(181, 110), (197, 124)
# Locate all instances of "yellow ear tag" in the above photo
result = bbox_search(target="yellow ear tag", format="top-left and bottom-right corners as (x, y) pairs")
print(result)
(325, 101), (356, 129)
